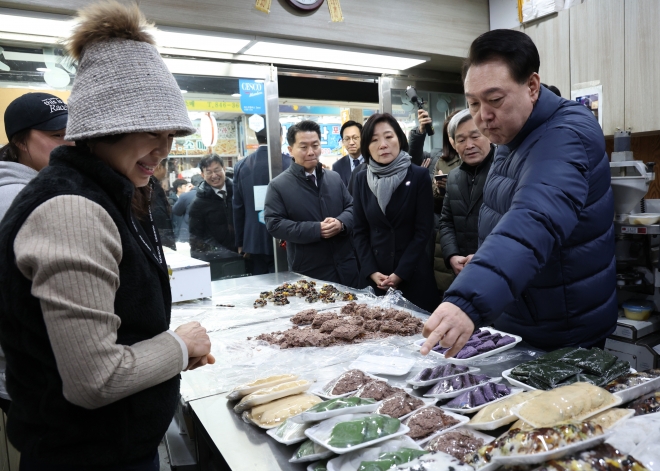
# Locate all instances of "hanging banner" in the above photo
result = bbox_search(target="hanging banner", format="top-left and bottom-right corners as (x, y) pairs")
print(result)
(327, 0), (344, 22)
(255, 0), (271, 13)
(239, 79), (266, 114)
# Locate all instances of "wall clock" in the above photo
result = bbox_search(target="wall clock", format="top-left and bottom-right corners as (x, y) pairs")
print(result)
(286, 0), (324, 12)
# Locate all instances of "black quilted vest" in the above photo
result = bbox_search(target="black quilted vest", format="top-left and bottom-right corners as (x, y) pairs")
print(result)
(0, 145), (179, 466)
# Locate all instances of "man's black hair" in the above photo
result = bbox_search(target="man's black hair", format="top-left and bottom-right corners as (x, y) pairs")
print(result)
(462, 29), (540, 84)
(340, 120), (362, 139)
(360, 113), (409, 161)
(541, 83), (562, 97)
(199, 153), (224, 172)
(173, 178), (188, 192)
(287, 120), (321, 146)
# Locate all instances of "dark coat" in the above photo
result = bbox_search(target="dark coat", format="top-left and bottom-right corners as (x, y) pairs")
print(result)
(0, 146), (178, 466)
(264, 162), (359, 287)
(233, 146), (276, 255)
(438, 146), (494, 264)
(332, 155), (362, 188)
(352, 164), (440, 313)
(171, 187), (196, 243)
(150, 177), (176, 250)
(189, 179), (237, 258)
(348, 161), (367, 195)
(444, 87), (617, 349)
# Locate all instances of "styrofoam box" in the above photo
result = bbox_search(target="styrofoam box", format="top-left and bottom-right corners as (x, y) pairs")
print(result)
(165, 253), (212, 303)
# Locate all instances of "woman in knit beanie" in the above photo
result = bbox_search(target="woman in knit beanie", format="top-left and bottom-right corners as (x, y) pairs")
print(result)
(0, 2), (214, 469)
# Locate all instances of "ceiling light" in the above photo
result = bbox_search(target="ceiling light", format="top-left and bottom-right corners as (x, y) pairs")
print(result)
(0, 10), (74, 39)
(244, 39), (428, 71)
(36, 67), (48, 72)
(180, 89), (188, 93)
(231, 93), (241, 97)
(152, 28), (252, 54)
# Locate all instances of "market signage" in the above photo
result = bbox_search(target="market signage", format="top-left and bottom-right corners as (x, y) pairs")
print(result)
(186, 100), (241, 112)
(239, 79), (266, 114)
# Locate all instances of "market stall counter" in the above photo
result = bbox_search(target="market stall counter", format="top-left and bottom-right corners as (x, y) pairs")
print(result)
(168, 273), (542, 471)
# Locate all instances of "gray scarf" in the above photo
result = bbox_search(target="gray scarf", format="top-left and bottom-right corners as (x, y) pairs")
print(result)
(367, 151), (412, 213)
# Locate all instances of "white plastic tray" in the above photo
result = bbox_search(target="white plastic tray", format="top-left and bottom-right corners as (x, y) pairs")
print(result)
(304, 414), (411, 455)
(590, 408), (635, 430)
(403, 405), (470, 445)
(424, 426), (496, 451)
(440, 388), (524, 415)
(424, 377), (502, 399)
(266, 421), (311, 445)
(289, 444), (335, 463)
(511, 395), (623, 429)
(415, 328), (522, 364)
(502, 367), (638, 391)
(295, 401), (381, 423)
(311, 372), (385, 400)
(407, 367), (481, 388)
(611, 375), (660, 404)
(465, 413), (519, 431)
(492, 432), (610, 465)
(307, 462), (326, 471)
(326, 436), (422, 471)
(394, 396), (438, 421)
(349, 355), (417, 376)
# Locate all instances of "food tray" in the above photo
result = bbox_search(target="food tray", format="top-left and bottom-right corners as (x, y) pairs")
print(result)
(591, 409), (634, 430)
(266, 422), (310, 445)
(612, 375), (660, 404)
(310, 372), (385, 400)
(403, 405), (470, 446)
(440, 388), (524, 415)
(307, 462), (326, 471)
(424, 426), (496, 452)
(407, 367), (481, 388)
(326, 436), (422, 471)
(304, 414), (411, 455)
(295, 401), (381, 423)
(423, 377), (502, 399)
(511, 395), (623, 429)
(397, 396), (438, 421)
(415, 328), (522, 364)
(492, 432), (611, 465)
(502, 368), (638, 392)
(348, 355), (417, 376)
(289, 445), (334, 463)
(465, 413), (519, 431)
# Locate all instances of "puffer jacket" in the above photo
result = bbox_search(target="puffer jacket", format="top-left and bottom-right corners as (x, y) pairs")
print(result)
(438, 146), (494, 266)
(444, 87), (617, 350)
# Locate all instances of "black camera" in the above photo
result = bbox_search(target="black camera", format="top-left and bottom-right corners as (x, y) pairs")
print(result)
(405, 86), (434, 136)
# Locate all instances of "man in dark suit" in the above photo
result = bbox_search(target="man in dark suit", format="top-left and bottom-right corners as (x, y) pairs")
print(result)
(265, 120), (359, 287)
(233, 127), (288, 275)
(332, 120), (363, 188)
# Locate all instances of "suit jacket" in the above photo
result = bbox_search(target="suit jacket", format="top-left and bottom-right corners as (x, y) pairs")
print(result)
(233, 146), (277, 255)
(189, 179), (237, 259)
(171, 187), (196, 243)
(352, 164), (440, 313)
(347, 162), (367, 195)
(264, 162), (359, 287)
(332, 155), (362, 188)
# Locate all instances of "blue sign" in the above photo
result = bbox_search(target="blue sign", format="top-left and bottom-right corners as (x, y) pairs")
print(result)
(239, 79), (265, 114)
(321, 124), (342, 150)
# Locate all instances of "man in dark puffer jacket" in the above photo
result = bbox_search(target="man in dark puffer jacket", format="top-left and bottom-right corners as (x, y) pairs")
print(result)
(422, 29), (617, 356)
(438, 109), (494, 276)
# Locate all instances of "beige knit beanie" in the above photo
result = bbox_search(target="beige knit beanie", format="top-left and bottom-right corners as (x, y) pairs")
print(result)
(63, 1), (195, 141)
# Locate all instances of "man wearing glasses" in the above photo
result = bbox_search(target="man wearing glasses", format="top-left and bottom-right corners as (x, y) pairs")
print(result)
(189, 154), (237, 261)
(332, 120), (363, 188)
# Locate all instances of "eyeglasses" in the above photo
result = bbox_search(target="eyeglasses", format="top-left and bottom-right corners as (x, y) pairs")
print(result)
(343, 136), (360, 143)
(203, 169), (224, 176)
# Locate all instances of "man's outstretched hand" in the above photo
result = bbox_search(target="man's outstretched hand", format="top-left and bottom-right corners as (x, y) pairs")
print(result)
(421, 302), (474, 359)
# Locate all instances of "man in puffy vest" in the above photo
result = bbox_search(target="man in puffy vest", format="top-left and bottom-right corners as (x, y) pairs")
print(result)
(421, 29), (617, 356)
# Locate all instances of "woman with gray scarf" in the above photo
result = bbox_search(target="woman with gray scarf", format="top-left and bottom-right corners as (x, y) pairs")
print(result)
(352, 113), (440, 313)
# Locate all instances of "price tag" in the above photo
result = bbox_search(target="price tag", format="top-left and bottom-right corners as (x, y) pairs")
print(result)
(255, 0), (271, 13)
(327, 0), (344, 22)
(621, 226), (647, 234)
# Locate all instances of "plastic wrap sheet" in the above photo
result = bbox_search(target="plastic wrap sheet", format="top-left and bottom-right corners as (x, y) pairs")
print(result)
(606, 412), (660, 470)
(180, 288), (435, 402)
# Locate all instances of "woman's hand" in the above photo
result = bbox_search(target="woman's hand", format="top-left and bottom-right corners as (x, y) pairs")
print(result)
(370, 272), (389, 290)
(384, 273), (402, 289)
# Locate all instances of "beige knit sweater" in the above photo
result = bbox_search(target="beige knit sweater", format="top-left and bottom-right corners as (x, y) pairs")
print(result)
(14, 195), (185, 410)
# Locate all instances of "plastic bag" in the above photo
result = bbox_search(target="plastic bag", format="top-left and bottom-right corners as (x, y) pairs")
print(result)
(424, 429), (487, 461)
(321, 369), (373, 396)
(516, 382), (618, 428)
(560, 348), (618, 376)
(353, 380), (405, 401)
(290, 440), (334, 463)
(411, 364), (469, 383)
(305, 413), (402, 451)
(404, 407), (460, 440)
(527, 362), (582, 389)
(271, 418), (310, 443)
(629, 390), (660, 416)
(226, 373), (298, 401)
(306, 397), (376, 413)
(376, 392), (426, 419)
(242, 393), (322, 428)
(531, 443), (649, 471)
(394, 451), (475, 471)
(358, 448), (429, 471)
(470, 390), (544, 425)
(426, 374), (491, 396)
(233, 379), (311, 412)
(327, 436), (421, 471)
(445, 383), (510, 409)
